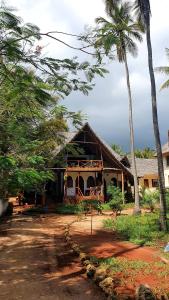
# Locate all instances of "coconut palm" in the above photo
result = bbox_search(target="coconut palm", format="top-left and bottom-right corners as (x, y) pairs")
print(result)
(155, 48), (169, 90)
(95, 1), (142, 213)
(134, 0), (167, 231)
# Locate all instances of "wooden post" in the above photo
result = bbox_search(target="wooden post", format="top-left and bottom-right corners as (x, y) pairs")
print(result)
(121, 171), (125, 204)
(42, 184), (46, 207)
(90, 204), (93, 235)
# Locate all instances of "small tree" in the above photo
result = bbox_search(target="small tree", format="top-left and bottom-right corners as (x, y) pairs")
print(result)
(140, 187), (159, 212)
(107, 185), (124, 216)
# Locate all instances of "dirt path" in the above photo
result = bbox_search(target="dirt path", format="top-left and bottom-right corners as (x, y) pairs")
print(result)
(70, 215), (160, 262)
(0, 214), (105, 300)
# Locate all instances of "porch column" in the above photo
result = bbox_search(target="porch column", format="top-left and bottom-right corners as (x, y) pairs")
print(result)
(121, 171), (125, 204)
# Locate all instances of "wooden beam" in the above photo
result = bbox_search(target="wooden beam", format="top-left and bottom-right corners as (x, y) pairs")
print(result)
(121, 171), (125, 204)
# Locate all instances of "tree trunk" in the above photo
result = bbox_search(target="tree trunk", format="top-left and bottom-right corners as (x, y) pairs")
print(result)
(146, 24), (167, 231)
(124, 52), (140, 214)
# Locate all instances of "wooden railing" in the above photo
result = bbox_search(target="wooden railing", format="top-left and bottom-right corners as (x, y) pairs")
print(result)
(66, 160), (103, 171)
(76, 186), (104, 202)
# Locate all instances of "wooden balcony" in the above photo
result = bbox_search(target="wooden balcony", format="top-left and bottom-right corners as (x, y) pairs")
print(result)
(66, 160), (103, 172)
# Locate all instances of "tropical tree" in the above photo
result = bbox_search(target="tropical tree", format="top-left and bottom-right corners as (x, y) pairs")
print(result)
(111, 144), (125, 156)
(88, 0), (142, 213)
(134, 0), (168, 231)
(155, 48), (169, 90)
(134, 147), (155, 158)
(0, 4), (107, 213)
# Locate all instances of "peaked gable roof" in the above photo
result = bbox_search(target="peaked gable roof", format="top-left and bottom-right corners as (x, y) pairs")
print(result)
(55, 122), (133, 178)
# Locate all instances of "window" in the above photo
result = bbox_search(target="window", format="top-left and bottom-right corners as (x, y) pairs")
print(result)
(166, 156), (169, 167)
(111, 177), (117, 187)
(144, 179), (149, 188)
(87, 176), (95, 188)
(67, 176), (73, 188)
(152, 179), (158, 188)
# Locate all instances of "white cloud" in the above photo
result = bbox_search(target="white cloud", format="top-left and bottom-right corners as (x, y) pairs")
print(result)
(5, 0), (169, 148)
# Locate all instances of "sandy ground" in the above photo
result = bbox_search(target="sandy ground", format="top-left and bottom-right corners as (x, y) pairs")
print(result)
(0, 211), (168, 300)
(0, 214), (106, 300)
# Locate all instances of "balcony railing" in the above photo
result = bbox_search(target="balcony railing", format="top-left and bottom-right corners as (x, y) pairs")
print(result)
(66, 160), (103, 171)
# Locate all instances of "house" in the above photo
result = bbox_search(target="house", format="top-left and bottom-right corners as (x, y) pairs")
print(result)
(122, 156), (158, 190)
(134, 158), (158, 190)
(161, 140), (169, 188)
(45, 123), (134, 205)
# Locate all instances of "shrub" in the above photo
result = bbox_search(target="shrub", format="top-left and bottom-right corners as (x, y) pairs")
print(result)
(107, 185), (124, 215)
(140, 187), (159, 212)
(165, 189), (169, 211)
(56, 204), (84, 215)
(81, 200), (103, 214)
(103, 214), (169, 245)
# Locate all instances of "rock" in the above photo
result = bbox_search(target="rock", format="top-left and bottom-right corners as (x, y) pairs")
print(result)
(99, 277), (114, 296)
(86, 263), (96, 278)
(79, 252), (90, 262)
(94, 267), (107, 284)
(65, 236), (71, 243)
(161, 295), (169, 300)
(136, 285), (157, 300)
(83, 259), (91, 266)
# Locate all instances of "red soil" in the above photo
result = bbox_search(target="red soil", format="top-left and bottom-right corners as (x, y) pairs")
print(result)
(70, 215), (169, 298)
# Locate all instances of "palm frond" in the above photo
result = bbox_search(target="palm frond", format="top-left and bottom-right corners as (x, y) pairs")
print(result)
(160, 80), (169, 91)
(155, 66), (169, 75)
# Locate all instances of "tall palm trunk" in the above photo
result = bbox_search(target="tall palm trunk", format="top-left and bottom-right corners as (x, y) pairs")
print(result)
(146, 23), (167, 231)
(124, 51), (140, 213)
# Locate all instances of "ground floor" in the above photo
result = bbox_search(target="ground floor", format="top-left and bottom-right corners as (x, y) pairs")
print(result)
(45, 169), (133, 205)
(138, 174), (159, 190)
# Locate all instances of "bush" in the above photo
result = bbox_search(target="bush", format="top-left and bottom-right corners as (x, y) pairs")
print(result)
(82, 200), (103, 214)
(165, 189), (169, 211)
(103, 214), (169, 245)
(107, 185), (124, 215)
(140, 187), (159, 212)
(56, 204), (84, 214)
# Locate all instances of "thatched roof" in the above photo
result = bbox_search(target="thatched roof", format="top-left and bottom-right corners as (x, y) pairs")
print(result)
(54, 122), (133, 177)
(162, 142), (169, 155)
(54, 123), (158, 178)
(129, 158), (158, 177)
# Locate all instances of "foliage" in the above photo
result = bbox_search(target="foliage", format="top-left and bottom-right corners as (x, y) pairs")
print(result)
(55, 204), (84, 215)
(155, 48), (169, 90)
(134, 147), (155, 158)
(165, 189), (169, 211)
(81, 200), (103, 214)
(0, 4), (107, 207)
(140, 187), (159, 212)
(103, 213), (169, 245)
(96, 256), (148, 274)
(111, 144), (125, 156)
(107, 185), (124, 215)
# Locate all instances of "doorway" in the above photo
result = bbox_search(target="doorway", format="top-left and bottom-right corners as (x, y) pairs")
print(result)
(75, 176), (84, 195)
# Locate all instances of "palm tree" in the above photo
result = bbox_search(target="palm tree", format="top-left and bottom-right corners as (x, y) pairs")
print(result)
(134, 0), (167, 231)
(95, 1), (142, 213)
(155, 48), (169, 90)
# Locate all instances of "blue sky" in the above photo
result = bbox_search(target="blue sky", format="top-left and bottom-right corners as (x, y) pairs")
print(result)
(8, 0), (169, 151)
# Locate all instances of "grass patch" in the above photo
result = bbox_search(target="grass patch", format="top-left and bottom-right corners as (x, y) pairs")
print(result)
(90, 256), (149, 278)
(56, 204), (84, 215)
(103, 214), (169, 245)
